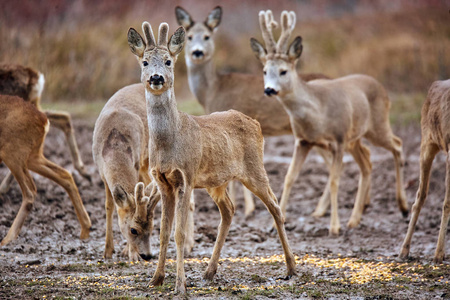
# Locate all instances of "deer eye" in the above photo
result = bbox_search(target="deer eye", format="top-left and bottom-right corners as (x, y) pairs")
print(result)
(165, 60), (172, 67)
(188, 36), (193, 41)
(263, 71), (267, 75)
(204, 36), (210, 41)
(143, 61), (148, 67)
(280, 70), (287, 76)
(130, 228), (138, 235)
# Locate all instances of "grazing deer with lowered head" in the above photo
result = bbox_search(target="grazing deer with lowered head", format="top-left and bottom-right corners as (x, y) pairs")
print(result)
(127, 21), (295, 294)
(0, 95), (91, 246)
(250, 10), (408, 235)
(400, 80), (450, 264)
(92, 84), (195, 261)
(0, 64), (90, 194)
(175, 6), (330, 217)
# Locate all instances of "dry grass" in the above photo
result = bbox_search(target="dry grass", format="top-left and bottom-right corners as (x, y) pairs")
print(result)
(1, 3), (448, 119)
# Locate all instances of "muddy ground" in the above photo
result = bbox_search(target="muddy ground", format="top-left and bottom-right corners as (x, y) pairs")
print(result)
(0, 120), (449, 299)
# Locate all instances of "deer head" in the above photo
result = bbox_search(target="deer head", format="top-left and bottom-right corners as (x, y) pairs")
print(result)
(175, 6), (222, 65)
(114, 182), (160, 261)
(250, 10), (303, 97)
(128, 22), (185, 96)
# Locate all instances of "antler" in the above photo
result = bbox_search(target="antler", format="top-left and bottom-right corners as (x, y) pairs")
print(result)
(134, 182), (149, 219)
(158, 23), (169, 48)
(276, 11), (296, 54)
(258, 10), (278, 54)
(142, 22), (156, 50)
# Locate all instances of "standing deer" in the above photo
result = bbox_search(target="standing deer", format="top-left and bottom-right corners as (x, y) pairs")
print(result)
(250, 10), (408, 235)
(92, 84), (195, 261)
(0, 64), (90, 194)
(127, 21), (295, 294)
(175, 6), (330, 217)
(0, 95), (91, 246)
(400, 80), (450, 264)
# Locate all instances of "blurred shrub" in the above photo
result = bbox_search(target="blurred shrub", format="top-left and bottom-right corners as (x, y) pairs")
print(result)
(0, 1), (448, 105)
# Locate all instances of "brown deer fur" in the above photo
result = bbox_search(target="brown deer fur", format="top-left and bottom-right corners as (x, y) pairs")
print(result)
(0, 95), (91, 246)
(400, 79), (450, 264)
(127, 21), (295, 294)
(176, 6), (330, 216)
(92, 84), (195, 261)
(0, 64), (90, 195)
(251, 10), (408, 235)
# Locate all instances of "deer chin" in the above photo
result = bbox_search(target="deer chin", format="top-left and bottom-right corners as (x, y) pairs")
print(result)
(146, 83), (166, 95)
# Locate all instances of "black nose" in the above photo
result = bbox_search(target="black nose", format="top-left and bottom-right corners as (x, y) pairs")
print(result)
(192, 50), (204, 58)
(264, 87), (278, 96)
(149, 75), (165, 85)
(139, 253), (153, 261)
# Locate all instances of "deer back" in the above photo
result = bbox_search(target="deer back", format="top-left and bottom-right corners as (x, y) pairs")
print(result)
(421, 80), (450, 151)
(0, 64), (45, 108)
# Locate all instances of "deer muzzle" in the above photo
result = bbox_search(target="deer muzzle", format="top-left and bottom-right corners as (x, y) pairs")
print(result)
(264, 87), (278, 96)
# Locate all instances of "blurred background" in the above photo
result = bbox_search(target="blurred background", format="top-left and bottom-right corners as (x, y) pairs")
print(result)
(1, 0), (449, 123)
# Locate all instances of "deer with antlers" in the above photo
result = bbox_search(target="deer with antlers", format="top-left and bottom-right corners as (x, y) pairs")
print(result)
(92, 84), (195, 261)
(0, 64), (90, 194)
(250, 10), (408, 235)
(400, 80), (450, 264)
(175, 6), (330, 217)
(127, 21), (295, 294)
(0, 95), (91, 246)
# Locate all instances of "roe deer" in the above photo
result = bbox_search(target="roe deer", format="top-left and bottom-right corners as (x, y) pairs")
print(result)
(400, 80), (450, 264)
(250, 10), (408, 235)
(127, 21), (295, 294)
(175, 6), (330, 217)
(92, 84), (195, 260)
(0, 64), (90, 195)
(0, 95), (91, 246)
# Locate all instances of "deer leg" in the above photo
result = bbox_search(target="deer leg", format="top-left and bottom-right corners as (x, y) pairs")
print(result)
(149, 170), (176, 287)
(400, 142), (439, 260)
(347, 140), (372, 228)
(243, 179), (296, 278)
(184, 191), (195, 256)
(312, 147), (332, 217)
(0, 162), (36, 246)
(44, 110), (91, 181)
(228, 181), (236, 206)
(434, 151), (450, 264)
(243, 186), (255, 217)
(174, 183), (193, 294)
(328, 145), (344, 236)
(104, 181), (115, 259)
(0, 171), (15, 195)
(28, 155), (91, 239)
(280, 139), (312, 217)
(204, 185), (235, 281)
(390, 135), (409, 216)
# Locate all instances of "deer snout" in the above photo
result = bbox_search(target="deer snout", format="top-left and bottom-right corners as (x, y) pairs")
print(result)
(139, 253), (154, 261)
(192, 50), (204, 58)
(149, 75), (165, 85)
(264, 87), (278, 96)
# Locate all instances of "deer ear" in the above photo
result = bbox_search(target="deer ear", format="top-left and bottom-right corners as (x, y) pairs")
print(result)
(113, 185), (130, 208)
(168, 26), (186, 56)
(175, 6), (194, 30)
(144, 182), (161, 214)
(288, 36), (303, 61)
(205, 6), (222, 31)
(250, 38), (267, 63)
(128, 28), (146, 58)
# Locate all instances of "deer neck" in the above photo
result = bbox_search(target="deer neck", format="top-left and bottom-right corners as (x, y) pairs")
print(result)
(186, 56), (217, 109)
(279, 76), (322, 127)
(145, 88), (180, 151)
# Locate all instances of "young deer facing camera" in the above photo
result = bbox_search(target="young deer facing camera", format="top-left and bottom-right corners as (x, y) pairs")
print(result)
(176, 6), (330, 216)
(0, 95), (91, 246)
(92, 84), (195, 261)
(0, 64), (90, 194)
(251, 10), (408, 235)
(127, 22), (295, 294)
(400, 80), (450, 264)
